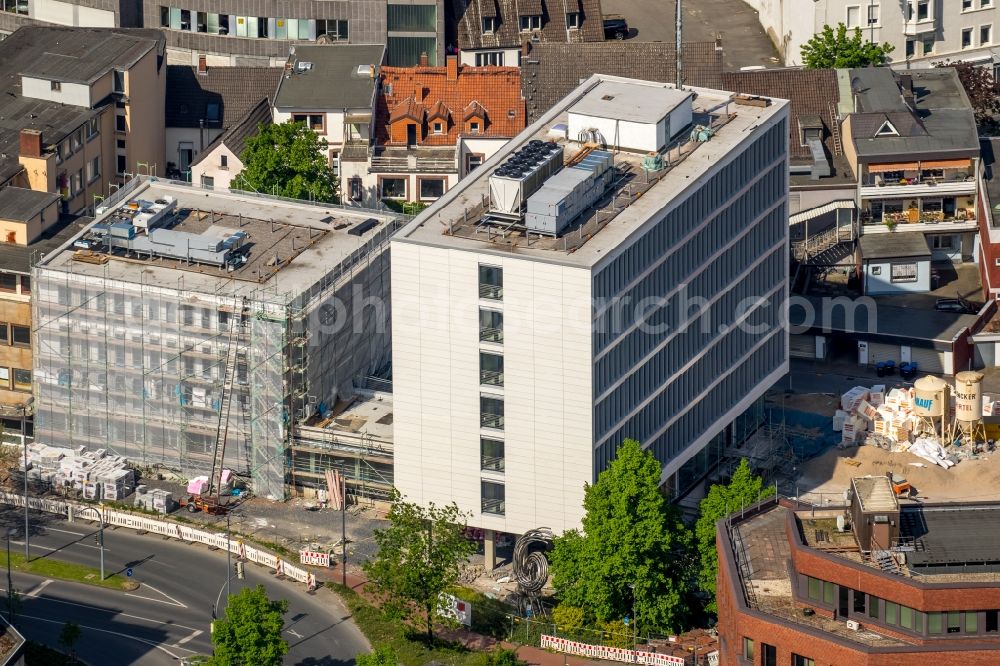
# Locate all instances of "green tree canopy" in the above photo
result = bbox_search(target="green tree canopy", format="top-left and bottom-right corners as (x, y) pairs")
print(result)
(211, 584), (289, 666)
(356, 644), (398, 666)
(695, 459), (774, 613)
(235, 120), (337, 202)
(549, 439), (693, 634)
(800, 23), (894, 69)
(363, 494), (477, 640)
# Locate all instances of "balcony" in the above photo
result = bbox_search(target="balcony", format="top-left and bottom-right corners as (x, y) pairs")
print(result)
(341, 140), (370, 163)
(860, 177), (976, 200)
(481, 497), (505, 515)
(480, 327), (503, 344)
(369, 148), (457, 174)
(481, 454), (505, 473)
(480, 369), (504, 387)
(481, 412), (504, 430)
(861, 208), (977, 233)
(479, 283), (503, 300)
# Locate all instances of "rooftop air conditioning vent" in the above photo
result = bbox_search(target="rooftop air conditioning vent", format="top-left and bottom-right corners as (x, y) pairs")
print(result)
(296, 61), (313, 72)
(846, 620), (860, 631)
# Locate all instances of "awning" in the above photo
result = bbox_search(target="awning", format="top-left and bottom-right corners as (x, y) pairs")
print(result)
(920, 159), (971, 169)
(789, 199), (855, 225)
(867, 162), (918, 173)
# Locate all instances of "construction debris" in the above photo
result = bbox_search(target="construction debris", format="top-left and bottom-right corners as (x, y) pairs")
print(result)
(17, 443), (134, 499)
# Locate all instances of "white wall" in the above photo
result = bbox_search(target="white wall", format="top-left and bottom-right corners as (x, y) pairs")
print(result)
(273, 109), (347, 146)
(164, 127), (225, 175)
(32, 0), (114, 26)
(567, 113), (659, 152)
(190, 143), (242, 189)
(459, 137), (509, 177)
(864, 258), (932, 294)
(458, 49), (521, 67)
(391, 242), (594, 535)
(740, 0), (817, 65)
(21, 76), (90, 107)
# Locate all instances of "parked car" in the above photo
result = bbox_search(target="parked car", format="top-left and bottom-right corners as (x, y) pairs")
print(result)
(935, 295), (979, 314)
(603, 15), (629, 40)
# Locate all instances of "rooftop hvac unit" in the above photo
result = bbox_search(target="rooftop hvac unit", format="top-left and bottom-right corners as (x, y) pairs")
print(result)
(488, 142), (565, 216)
(845, 620), (860, 631)
(524, 149), (614, 236)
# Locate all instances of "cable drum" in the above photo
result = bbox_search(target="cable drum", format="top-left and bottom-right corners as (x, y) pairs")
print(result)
(513, 527), (553, 595)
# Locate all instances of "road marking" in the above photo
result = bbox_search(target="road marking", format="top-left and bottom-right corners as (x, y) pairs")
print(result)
(124, 592), (185, 608)
(286, 628), (304, 639)
(15, 613), (192, 659)
(174, 629), (203, 646)
(23, 579), (53, 597)
(43, 527), (86, 537)
(10, 539), (102, 552)
(134, 582), (188, 609)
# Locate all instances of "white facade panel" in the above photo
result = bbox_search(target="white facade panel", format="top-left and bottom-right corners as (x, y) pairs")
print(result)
(77, 4), (115, 26)
(21, 77), (90, 107)
(567, 113), (660, 152)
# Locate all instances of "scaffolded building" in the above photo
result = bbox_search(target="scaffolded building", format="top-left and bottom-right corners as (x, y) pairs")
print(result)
(31, 178), (400, 499)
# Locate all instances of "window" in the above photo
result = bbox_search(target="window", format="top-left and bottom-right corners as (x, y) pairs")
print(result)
(480, 352), (504, 386)
(20, 277), (29, 294)
(948, 611), (962, 633)
(0, 367), (8, 389)
(807, 577), (821, 601)
(481, 437), (504, 472)
(292, 114), (324, 132)
(901, 606), (914, 630)
(823, 581), (835, 605)
(117, 155), (127, 175)
(113, 69), (125, 94)
(480, 395), (504, 430)
(985, 0), (994, 7)
(330, 151), (339, 178)
(742, 638), (754, 660)
(891, 263), (918, 283)
(71, 170), (82, 196)
(930, 234), (956, 250)
(906, 39), (916, 57)
(982, 24), (992, 45)
(928, 612), (943, 633)
(316, 19), (348, 40)
(479, 265), (503, 300)
(922, 35), (935, 55)
(868, 3), (879, 24)
(50, 80), (61, 92)
(964, 0), (974, 8)
(761, 643), (776, 666)
(0, 274), (15, 292)
(117, 139), (126, 149)
(419, 178), (445, 200)
(869, 596), (881, 619)
(481, 480), (505, 515)
(469, 121), (481, 134)
(480, 309), (503, 342)
(12, 369), (30, 392)
(432, 121), (443, 134)
(379, 177), (407, 200)
(853, 590), (866, 614)
(116, 115), (127, 132)
(917, 0), (929, 21)
(792, 657), (814, 666)
(567, 12), (580, 28)
(201, 175), (215, 188)
(475, 51), (505, 66)
(964, 28), (974, 48)
(520, 14), (542, 31)
(87, 156), (100, 183)
(967, 612), (978, 633)
(87, 117), (99, 139)
(467, 153), (484, 173)
(220, 154), (228, 170)
(205, 103), (220, 124)
(885, 601), (899, 625)
(847, 6), (860, 28)
(0, 324), (7, 344)
(349, 176), (363, 201)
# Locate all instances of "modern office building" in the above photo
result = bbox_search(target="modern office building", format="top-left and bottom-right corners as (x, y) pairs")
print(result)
(31, 178), (402, 498)
(1, 0), (444, 67)
(717, 480), (1000, 664)
(391, 75), (790, 537)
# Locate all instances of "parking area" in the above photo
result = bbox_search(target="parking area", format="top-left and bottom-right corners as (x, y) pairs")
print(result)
(598, 0), (780, 70)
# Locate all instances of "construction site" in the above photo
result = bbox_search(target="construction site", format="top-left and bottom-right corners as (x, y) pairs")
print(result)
(30, 178), (402, 500)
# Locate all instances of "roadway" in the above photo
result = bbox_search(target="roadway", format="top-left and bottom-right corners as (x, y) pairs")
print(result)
(0, 508), (368, 665)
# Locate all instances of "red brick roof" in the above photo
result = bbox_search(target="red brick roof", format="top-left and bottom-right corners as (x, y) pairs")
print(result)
(377, 62), (525, 147)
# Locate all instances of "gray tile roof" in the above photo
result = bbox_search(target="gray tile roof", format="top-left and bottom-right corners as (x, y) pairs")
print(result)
(456, 0), (604, 50)
(190, 98), (272, 168)
(273, 44), (385, 111)
(0, 186), (60, 222)
(165, 65), (283, 129)
(0, 215), (91, 275)
(521, 41), (724, 122)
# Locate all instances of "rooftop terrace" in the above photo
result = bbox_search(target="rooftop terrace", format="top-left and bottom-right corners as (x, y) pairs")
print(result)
(395, 76), (787, 268)
(36, 179), (404, 303)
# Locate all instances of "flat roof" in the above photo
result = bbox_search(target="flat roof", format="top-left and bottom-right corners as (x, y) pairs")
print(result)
(35, 179), (403, 304)
(858, 232), (932, 261)
(568, 80), (690, 124)
(0, 187), (60, 222)
(902, 505), (1000, 571)
(273, 44), (384, 111)
(394, 75), (788, 269)
(853, 476), (899, 513)
(15, 26), (162, 85)
(0, 215), (92, 275)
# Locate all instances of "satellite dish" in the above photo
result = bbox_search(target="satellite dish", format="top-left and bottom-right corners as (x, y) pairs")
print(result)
(836, 514), (846, 532)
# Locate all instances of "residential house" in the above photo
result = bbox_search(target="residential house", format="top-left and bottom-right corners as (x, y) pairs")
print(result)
(353, 54), (524, 205)
(273, 44), (385, 193)
(189, 98), (272, 189)
(164, 63), (282, 177)
(455, 0), (605, 68)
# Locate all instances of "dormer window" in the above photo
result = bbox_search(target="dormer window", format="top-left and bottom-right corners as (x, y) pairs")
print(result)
(482, 16), (497, 33)
(433, 122), (444, 134)
(520, 15), (542, 31)
(470, 121), (481, 134)
(51, 80), (61, 92)
(566, 12), (580, 29)
(875, 120), (899, 137)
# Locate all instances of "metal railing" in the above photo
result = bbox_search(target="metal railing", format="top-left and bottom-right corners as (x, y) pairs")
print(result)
(480, 327), (503, 343)
(481, 455), (505, 472)
(480, 370), (504, 386)
(482, 497), (505, 515)
(479, 284), (503, 300)
(481, 413), (504, 430)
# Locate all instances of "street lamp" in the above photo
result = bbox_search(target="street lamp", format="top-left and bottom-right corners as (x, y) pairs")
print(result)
(629, 583), (637, 664)
(19, 399), (32, 562)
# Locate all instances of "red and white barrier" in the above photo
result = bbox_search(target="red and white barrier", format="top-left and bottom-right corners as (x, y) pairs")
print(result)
(540, 635), (685, 666)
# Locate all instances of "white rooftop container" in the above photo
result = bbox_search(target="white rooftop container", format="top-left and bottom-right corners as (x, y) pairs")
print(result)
(567, 80), (693, 153)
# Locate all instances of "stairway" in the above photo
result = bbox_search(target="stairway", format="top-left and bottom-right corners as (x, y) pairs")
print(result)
(873, 549), (902, 575)
(209, 304), (243, 497)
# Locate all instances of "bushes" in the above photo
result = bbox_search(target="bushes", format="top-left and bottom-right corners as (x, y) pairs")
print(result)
(358, 645), (398, 666)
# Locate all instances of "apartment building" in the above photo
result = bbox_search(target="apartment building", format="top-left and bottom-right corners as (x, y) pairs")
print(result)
(31, 178), (402, 498)
(454, 0), (605, 67)
(746, 0), (1000, 68)
(391, 76), (790, 538)
(347, 55), (524, 206)
(718, 482), (1000, 665)
(0, 26), (166, 215)
(190, 99), (272, 190)
(1, 0), (443, 67)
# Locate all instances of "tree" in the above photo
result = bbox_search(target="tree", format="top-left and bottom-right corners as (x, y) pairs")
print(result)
(59, 620), (81, 661)
(234, 120), (337, 202)
(695, 459), (774, 613)
(934, 61), (1000, 128)
(210, 584), (289, 666)
(800, 23), (894, 69)
(363, 494), (477, 641)
(549, 440), (693, 634)
(356, 644), (397, 666)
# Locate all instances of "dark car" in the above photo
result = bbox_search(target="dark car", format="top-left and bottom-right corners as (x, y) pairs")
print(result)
(603, 15), (628, 40)
(935, 295), (979, 314)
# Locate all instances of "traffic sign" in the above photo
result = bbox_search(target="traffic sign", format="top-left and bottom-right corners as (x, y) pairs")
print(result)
(126, 568), (133, 577)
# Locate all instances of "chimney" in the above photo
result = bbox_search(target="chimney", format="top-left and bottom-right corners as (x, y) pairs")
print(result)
(419, 52), (429, 67)
(446, 55), (458, 81)
(521, 41), (531, 58)
(197, 55), (208, 75)
(19, 129), (42, 158)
